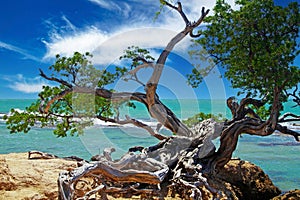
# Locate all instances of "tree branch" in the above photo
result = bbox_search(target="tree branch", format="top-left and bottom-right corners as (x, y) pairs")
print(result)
(189, 31), (202, 38)
(279, 112), (300, 122)
(126, 62), (155, 86)
(39, 69), (73, 88)
(191, 7), (210, 28)
(226, 97), (265, 122)
(97, 114), (167, 140)
(163, 1), (190, 25)
(146, 2), (209, 108)
(285, 85), (300, 107)
(212, 92), (285, 169)
(40, 89), (72, 114)
(128, 63), (155, 76)
(276, 124), (300, 141)
(132, 56), (153, 65)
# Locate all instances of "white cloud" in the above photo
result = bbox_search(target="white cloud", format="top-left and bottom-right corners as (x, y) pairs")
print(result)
(0, 41), (41, 62)
(61, 15), (77, 32)
(43, 27), (108, 60)
(88, 0), (119, 10)
(92, 27), (181, 65)
(43, 0), (239, 65)
(9, 82), (46, 93)
(42, 24), (191, 66)
(1, 74), (51, 93)
(88, 0), (132, 17)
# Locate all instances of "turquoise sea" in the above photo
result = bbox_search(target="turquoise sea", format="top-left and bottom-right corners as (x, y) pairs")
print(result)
(0, 99), (299, 191)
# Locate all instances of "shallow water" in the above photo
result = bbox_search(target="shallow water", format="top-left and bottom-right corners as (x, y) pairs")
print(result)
(0, 99), (299, 191)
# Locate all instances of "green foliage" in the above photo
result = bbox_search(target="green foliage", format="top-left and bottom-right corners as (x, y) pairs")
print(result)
(186, 68), (204, 88)
(183, 112), (226, 127)
(248, 104), (270, 120)
(191, 0), (300, 103)
(119, 46), (155, 68)
(154, 0), (170, 21)
(52, 52), (91, 70)
(5, 52), (129, 137)
(5, 46), (155, 137)
(4, 101), (56, 134)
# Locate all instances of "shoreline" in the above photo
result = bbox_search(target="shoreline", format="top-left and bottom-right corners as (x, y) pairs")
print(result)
(0, 152), (299, 199)
(0, 152), (78, 200)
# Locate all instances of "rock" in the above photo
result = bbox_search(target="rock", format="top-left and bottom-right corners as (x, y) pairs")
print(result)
(215, 159), (282, 200)
(272, 189), (300, 200)
(0, 158), (16, 191)
(0, 152), (77, 200)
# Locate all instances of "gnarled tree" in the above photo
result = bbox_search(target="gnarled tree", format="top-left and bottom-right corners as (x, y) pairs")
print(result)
(191, 0), (300, 169)
(4, 0), (300, 199)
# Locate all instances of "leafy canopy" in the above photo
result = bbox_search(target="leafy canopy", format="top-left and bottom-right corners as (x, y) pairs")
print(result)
(191, 0), (300, 102)
(5, 46), (156, 137)
(5, 53), (109, 136)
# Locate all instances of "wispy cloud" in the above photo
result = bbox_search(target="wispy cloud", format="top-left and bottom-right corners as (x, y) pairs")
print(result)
(88, 0), (118, 10)
(43, 25), (183, 66)
(88, 0), (132, 17)
(1, 74), (51, 93)
(43, 26), (108, 60)
(9, 82), (46, 93)
(0, 41), (41, 62)
(43, 0), (239, 65)
(61, 15), (77, 32)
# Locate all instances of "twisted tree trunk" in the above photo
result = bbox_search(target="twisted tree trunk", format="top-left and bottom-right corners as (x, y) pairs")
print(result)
(209, 88), (299, 170)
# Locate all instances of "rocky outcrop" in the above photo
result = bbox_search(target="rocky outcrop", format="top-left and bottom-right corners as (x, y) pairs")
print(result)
(215, 159), (281, 200)
(0, 152), (77, 200)
(272, 189), (300, 200)
(0, 152), (288, 200)
(0, 158), (16, 191)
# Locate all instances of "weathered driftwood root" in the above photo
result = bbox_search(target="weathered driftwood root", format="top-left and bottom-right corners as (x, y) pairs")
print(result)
(58, 119), (223, 200)
(58, 149), (209, 200)
(58, 160), (168, 199)
(58, 146), (170, 199)
(28, 150), (59, 159)
(168, 147), (219, 199)
(28, 150), (86, 162)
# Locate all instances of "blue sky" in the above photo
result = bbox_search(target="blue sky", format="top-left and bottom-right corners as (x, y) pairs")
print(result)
(0, 0), (299, 99)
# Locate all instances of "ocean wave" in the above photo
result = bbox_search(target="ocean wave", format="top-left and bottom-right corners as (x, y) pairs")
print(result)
(0, 113), (7, 123)
(278, 122), (300, 131)
(91, 118), (158, 128)
(0, 109), (27, 123)
(0, 111), (159, 129)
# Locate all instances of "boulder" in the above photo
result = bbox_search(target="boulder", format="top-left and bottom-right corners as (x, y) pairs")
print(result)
(272, 189), (300, 200)
(214, 159), (282, 200)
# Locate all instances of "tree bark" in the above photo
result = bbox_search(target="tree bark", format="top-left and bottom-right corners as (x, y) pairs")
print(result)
(210, 88), (299, 170)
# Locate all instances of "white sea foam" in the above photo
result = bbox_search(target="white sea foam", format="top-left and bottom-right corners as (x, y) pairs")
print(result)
(91, 118), (158, 128)
(0, 109), (159, 131)
(1, 109), (299, 132)
(279, 122), (300, 131)
(0, 113), (6, 123)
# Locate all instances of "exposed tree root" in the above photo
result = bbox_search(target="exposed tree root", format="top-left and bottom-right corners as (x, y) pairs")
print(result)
(28, 151), (86, 162)
(58, 119), (223, 200)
